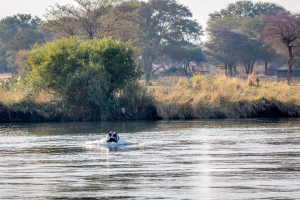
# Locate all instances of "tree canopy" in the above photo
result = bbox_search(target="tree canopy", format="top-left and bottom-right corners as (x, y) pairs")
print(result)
(0, 14), (45, 72)
(1, 0), (297, 82)
(204, 26), (247, 75)
(205, 0), (285, 75)
(208, 0), (285, 24)
(138, 0), (203, 81)
(44, 0), (141, 42)
(0, 0), (204, 77)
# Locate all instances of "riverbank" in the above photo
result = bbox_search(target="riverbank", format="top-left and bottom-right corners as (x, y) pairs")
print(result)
(1, 98), (299, 123)
(151, 75), (300, 119)
(1, 75), (300, 122)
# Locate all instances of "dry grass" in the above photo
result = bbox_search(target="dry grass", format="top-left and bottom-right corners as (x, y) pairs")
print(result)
(2, 75), (300, 107)
(0, 87), (25, 104)
(151, 75), (300, 104)
(2, 75), (300, 121)
(149, 75), (300, 119)
(0, 84), (59, 106)
(0, 81), (159, 122)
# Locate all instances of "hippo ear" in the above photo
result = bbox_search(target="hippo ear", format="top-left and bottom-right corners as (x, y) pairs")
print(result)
(107, 131), (110, 133)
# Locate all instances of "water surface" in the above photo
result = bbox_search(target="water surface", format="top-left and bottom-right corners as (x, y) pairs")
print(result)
(0, 119), (300, 199)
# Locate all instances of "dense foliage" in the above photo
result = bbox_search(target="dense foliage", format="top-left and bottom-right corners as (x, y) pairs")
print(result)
(25, 37), (141, 115)
(139, 0), (203, 80)
(0, 14), (45, 73)
(0, 0), (299, 80)
(41, 0), (204, 80)
(205, 1), (286, 75)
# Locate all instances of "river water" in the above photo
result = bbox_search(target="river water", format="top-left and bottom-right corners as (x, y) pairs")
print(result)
(0, 119), (300, 200)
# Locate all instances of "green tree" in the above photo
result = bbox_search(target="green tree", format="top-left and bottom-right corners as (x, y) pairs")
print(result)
(139, 0), (203, 81)
(8, 29), (45, 51)
(25, 37), (142, 113)
(0, 14), (41, 42)
(208, 1), (285, 24)
(44, 0), (141, 42)
(0, 14), (44, 72)
(206, 1), (285, 75)
(44, 0), (114, 40)
(163, 42), (205, 74)
(182, 43), (205, 73)
(239, 16), (277, 74)
(96, 0), (142, 44)
(204, 27), (247, 75)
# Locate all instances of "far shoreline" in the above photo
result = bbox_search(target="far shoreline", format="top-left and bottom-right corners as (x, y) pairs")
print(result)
(1, 99), (299, 123)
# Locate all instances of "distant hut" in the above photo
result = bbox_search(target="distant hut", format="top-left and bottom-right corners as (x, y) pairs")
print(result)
(267, 62), (280, 76)
(0, 73), (13, 80)
(277, 65), (300, 78)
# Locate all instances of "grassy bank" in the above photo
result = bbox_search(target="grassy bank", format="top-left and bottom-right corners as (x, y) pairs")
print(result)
(151, 75), (300, 119)
(0, 82), (158, 122)
(1, 75), (300, 122)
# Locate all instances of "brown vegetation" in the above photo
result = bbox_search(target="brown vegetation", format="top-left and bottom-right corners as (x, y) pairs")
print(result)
(1, 75), (300, 122)
(150, 75), (300, 119)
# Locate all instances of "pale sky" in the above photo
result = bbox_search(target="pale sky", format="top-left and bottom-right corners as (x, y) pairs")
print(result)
(0, 0), (299, 31)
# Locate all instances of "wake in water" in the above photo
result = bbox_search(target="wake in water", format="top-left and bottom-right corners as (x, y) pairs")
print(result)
(84, 138), (135, 150)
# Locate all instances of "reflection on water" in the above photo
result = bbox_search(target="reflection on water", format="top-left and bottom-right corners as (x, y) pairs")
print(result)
(0, 118), (300, 199)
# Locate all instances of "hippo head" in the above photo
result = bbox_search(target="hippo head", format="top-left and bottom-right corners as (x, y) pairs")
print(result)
(106, 131), (119, 143)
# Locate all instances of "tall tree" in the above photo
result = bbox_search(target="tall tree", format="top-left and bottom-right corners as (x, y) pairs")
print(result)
(139, 0), (203, 81)
(44, 0), (140, 41)
(238, 16), (264, 74)
(0, 14), (43, 73)
(206, 1), (285, 75)
(208, 0), (285, 24)
(204, 27), (247, 75)
(8, 29), (45, 51)
(263, 12), (300, 85)
(44, 0), (115, 40)
(160, 42), (205, 74)
(239, 16), (277, 75)
(181, 43), (205, 74)
(96, 0), (141, 44)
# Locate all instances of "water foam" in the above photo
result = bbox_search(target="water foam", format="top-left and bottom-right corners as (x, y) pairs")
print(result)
(84, 138), (134, 148)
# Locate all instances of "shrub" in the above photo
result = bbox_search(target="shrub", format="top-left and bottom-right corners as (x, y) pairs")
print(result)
(25, 37), (142, 114)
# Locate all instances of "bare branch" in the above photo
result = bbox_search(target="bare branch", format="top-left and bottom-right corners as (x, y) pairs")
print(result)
(263, 11), (300, 84)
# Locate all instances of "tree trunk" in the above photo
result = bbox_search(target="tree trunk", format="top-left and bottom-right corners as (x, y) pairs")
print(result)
(145, 63), (153, 83)
(265, 61), (268, 75)
(143, 56), (153, 83)
(228, 64), (233, 76)
(250, 58), (256, 75)
(224, 62), (228, 76)
(245, 64), (250, 75)
(204, 62), (210, 73)
(287, 46), (294, 85)
(143, 49), (156, 84)
(185, 61), (190, 75)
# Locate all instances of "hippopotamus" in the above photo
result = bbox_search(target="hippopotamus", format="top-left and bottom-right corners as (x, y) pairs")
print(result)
(106, 131), (119, 143)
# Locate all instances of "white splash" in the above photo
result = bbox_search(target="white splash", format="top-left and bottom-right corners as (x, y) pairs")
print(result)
(84, 138), (135, 148)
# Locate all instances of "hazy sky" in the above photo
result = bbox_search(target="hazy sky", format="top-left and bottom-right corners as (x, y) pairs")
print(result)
(0, 0), (299, 30)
